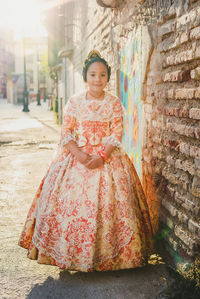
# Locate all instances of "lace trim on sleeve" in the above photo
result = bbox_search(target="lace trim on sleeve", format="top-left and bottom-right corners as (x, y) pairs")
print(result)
(60, 134), (76, 147)
(102, 135), (121, 148)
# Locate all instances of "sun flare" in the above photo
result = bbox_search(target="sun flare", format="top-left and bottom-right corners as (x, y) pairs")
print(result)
(0, 0), (47, 38)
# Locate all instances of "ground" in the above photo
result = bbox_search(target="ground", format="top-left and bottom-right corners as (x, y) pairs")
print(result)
(0, 99), (173, 299)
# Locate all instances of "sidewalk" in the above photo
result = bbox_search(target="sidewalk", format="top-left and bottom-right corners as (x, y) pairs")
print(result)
(0, 99), (172, 299)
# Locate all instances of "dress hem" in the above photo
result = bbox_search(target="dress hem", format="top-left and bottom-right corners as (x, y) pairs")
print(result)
(18, 227), (150, 272)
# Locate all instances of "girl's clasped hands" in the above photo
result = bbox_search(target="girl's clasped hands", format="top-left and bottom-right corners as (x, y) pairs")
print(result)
(76, 151), (104, 169)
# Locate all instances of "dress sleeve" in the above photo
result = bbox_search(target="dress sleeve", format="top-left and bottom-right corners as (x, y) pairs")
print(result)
(102, 97), (123, 148)
(60, 97), (77, 147)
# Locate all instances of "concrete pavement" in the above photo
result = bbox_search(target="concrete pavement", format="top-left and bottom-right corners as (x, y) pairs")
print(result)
(0, 99), (171, 299)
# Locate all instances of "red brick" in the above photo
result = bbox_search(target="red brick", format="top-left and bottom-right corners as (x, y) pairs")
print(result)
(152, 147), (164, 159)
(177, 10), (196, 29)
(194, 7), (200, 26)
(162, 168), (189, 190)
(164, 106), (189, 118)
(144, 104), (153, 114)
(178, 211), (189, 226)
(163, 137), (180, 151)
(179, 108), (190, 118)
(175, 159), (195, 175)
(164, 106), (175, 116)
(189, 108), (200, 120)
(162, 169), (179, 185)
(156, 106), (163, 113)
(174, 225), (196, 250)
(175, 88), (195, 100)
(155, 88), (166, 101)
(195, 159), (200, 177)
(158, 35), (177, 52)
(152, 117), (163, 129)
(145, 96), (153, 104)
(195, 206), (200, 217)
(174, 49), (194, 64)
(166, 120), (174, 131)
(190, 145), (200, 159)
(190, 26), (200, 40)
(158, 20), (176, 37)
(163, 54), (174, 67)
(191, 66), (200, 80)
(174, 191), (185, 204)
(169, 236), (179, 252)
(180, 142), (190, 155)
(166, 155), (175, 166)
(184, 125), (195, 138)
(174, 123), (187, 136)
(190, 176), (200, 198)
(194, 127), (200, 139)
(170, 123), (195, 138)
(195, 46), (200, 58)
(162, 199), (178, 217)
(188, 219), (200, 237)
(151, 134), (162, 144)
(182, 197), (196, 211)
(194, 88), (200, 98)
(189, 9), (197, 24)
(177, 14), (191, 29)
(168, 123), (195, 139)
(166, 185), (176, 198)
(164, 70), (191, 82)
(168, 1), (182, 18)
(180, 31), (189, 44)
(167, 89), (175, 99)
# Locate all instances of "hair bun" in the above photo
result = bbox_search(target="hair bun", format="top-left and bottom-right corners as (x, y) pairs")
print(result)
(87, 50), (101, 59)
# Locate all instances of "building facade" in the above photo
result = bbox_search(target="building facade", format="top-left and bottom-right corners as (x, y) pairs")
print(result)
(0, 28), (14, 98)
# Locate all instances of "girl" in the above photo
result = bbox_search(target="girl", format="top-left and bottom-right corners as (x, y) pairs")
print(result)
(19, 50), (153, 272)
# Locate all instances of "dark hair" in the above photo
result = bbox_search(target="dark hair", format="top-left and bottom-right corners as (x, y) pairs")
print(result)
(82, 50), (111, 82)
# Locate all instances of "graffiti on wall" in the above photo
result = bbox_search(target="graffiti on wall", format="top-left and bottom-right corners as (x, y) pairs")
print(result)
(120, 38), (142, 178)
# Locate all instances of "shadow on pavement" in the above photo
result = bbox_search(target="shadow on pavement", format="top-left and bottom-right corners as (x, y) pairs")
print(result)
(26, 264), (170, 299)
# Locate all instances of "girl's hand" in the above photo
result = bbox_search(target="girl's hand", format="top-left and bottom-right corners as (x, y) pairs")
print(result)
(85, 155), (104, 169)
(76, 151), (91, 165)
(62, 141), (90, 165)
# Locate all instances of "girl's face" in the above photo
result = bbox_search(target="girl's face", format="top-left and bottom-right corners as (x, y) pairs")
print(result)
(86, 62), (108, 94)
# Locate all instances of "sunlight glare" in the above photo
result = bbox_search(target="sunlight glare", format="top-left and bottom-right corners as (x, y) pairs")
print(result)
(0, 0), (47, 38)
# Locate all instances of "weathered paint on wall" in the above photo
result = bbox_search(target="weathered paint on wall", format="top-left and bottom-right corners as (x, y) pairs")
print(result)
(120, 34), (142, 178)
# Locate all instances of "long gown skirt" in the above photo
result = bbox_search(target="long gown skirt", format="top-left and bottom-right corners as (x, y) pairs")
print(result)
(18, 146), (154, 272)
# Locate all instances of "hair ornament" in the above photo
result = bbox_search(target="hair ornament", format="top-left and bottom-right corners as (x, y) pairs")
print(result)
(87, 50), (102, 59)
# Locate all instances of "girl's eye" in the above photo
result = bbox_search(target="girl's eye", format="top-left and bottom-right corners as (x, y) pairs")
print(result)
(89, 73), (106, 77)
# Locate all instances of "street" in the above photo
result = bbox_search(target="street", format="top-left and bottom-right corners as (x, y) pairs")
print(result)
(0, 99), (170, 299)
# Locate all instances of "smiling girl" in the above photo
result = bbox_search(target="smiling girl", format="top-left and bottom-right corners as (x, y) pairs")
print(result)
(19, 50), (153, 272)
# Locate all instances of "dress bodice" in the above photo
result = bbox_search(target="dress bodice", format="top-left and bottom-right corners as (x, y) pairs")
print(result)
(61, 91), (124, 148)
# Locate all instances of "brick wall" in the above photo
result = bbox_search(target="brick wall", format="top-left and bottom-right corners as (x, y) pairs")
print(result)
(142, 0), (200, 260)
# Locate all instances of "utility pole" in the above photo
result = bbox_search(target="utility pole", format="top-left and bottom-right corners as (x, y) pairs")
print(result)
(37, 35), (41, 105)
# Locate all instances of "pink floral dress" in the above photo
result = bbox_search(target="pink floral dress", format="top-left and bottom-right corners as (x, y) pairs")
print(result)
(18, 91), (153, 272)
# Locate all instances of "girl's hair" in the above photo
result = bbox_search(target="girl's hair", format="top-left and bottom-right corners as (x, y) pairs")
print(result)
(82, 50), (111, 82)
